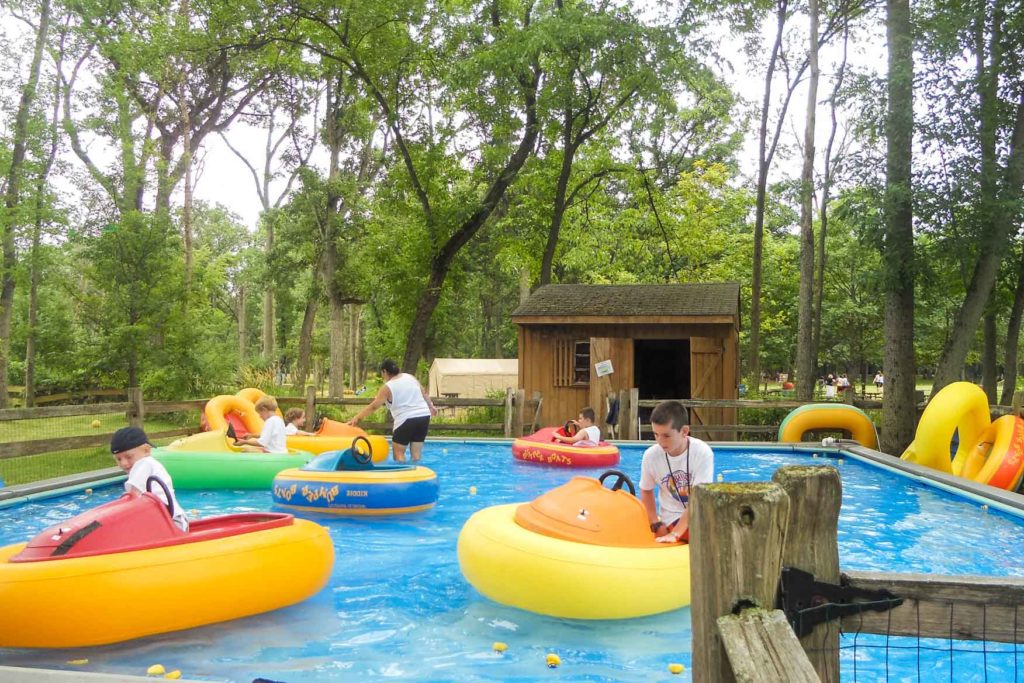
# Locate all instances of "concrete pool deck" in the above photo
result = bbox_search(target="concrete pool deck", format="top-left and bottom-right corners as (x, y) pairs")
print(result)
(0, 666), (201, 681)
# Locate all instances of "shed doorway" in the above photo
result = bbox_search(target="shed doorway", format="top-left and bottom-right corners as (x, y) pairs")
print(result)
(634, 339), (691, 432)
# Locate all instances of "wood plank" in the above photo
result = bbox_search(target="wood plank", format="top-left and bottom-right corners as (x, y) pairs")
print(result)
(691, 482), (791, 682)
(0, 428), (192, 459)
(717, 609), (821, 683)
(841, 571), (1024, 643)
(773, 466), (841, 680)
(310, 396), (504, 407)
(356, 422), (505, 432)
(0, 403), (132, 421)
(144, 400), (206, 413)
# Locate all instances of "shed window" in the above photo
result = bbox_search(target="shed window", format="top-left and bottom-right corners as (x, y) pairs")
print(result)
(555, 339), (590, 387)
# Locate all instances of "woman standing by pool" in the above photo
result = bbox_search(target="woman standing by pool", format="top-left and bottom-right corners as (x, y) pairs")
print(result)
(348, 360), (438, 463)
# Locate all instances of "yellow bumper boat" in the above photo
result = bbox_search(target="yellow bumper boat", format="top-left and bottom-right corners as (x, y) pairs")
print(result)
(458, 471), (689, 619)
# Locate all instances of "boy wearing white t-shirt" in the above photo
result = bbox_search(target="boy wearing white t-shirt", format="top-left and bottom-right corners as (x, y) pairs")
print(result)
(110, 426), (189, 532)
(236, 396), (288, 453)
(553, 407), (603, 446)
(639, 401), (714, 544)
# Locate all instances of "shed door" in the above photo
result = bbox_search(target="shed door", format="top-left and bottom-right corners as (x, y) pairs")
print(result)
(690, 337), (725, 440)
(588, 337), (633, 436)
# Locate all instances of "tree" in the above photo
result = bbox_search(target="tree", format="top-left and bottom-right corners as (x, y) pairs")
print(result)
(0, 0), (50, 407)
(882, 0), (916, 454)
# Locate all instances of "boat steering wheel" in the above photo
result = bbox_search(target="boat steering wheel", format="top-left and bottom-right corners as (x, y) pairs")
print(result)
(352, 436), (373, 465)
(145, 476), (175, 517)
(598, 469), (636, 495)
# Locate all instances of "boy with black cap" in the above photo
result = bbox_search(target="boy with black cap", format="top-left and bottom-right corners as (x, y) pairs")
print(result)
(110, 426), (189, 532)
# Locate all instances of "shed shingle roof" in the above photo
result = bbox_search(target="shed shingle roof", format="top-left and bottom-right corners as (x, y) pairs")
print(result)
(512, 283), (740, 318)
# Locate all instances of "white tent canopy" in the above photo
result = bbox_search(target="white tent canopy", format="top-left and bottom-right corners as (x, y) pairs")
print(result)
(428, 358), (519, 398)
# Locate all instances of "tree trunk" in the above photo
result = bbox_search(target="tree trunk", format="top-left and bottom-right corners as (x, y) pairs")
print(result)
(539, 124), (577, 286)
(881, 0), (917, 455)
(294, 283), (320, 390)
(177, 87), (194, 289)
(0, 0), (50, 408)
(329, 297), (345, 397)
(748, 0), (789, 391)
(813, 28), (848, 367)
(931, 4), (1017, 394)
(238, 285), (246, 366)
(24, 212), (42, 409)
(795, 0), (820, 402)
(401, 69), (540, 373)
(982, 308), (998, 402)
(262, 224), (274, 362)
(349, 304), (359, 387)
(1001, 259), (1024, 404)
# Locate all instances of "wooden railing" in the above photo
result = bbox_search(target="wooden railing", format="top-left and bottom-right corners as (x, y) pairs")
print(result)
(692, 466), (1024, 681)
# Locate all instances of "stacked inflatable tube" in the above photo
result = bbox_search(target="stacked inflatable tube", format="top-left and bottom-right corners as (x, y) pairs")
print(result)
(778, 403), (879, 449)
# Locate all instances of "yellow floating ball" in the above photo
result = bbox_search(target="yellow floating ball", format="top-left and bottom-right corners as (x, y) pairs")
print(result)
(492, 641), (508, 653)
(668, 662), (685, 674)
(546, 653), (561, 668)
(66, 659), (89, 665)
(146, 664), (166, 676)
(469, 486), (477, 495)
(164, 671), (182, 680)
(84, 488), (93, 495)
(90, 419), (102, 428)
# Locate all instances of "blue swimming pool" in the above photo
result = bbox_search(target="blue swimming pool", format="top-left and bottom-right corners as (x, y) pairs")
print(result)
(1, 442), (1023, 682)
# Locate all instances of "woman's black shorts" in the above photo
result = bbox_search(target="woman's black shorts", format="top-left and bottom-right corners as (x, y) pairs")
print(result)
(393, 416), (431, 445)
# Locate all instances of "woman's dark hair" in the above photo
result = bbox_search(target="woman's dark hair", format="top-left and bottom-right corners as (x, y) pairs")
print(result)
(379, 359), (401, 376)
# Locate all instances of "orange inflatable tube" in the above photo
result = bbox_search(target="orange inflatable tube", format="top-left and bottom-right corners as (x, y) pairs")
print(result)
(959, 415), (1024, 490)
(205, 395), (264, 434)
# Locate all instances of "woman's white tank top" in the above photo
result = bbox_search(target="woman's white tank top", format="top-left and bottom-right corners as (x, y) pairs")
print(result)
(386, 374), (431, 429)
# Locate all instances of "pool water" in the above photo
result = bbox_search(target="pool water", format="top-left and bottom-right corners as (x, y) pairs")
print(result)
(1, 442), (1024, 682)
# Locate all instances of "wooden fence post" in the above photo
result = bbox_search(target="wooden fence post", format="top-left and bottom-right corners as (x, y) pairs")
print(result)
(773, 465), (842, 681)
(306, 385), (317, 424)
(503, 387), (514, 438)
(530, 391), (543, 433)
(1013, 391), (1022, 418)
(127, 387), (144, 428)
(512, 388), (526, 438)
(624, 388), (639, 440)
(691, 482), (791, 682)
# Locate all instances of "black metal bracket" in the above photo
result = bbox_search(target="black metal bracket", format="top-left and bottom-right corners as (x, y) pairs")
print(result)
(777, 566), (904, 638)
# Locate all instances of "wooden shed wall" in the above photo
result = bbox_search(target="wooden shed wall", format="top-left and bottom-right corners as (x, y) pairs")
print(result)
(517, 322), (738, 437)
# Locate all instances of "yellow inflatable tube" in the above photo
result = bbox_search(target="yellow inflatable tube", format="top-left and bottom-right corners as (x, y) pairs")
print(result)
(0, 519), (333, 648)
(778, 404), (879, 449)
(286, 434), (390, 460)
(901, 382), (991, 475)
(959, 415), (1024, 490)
(205, 394), (264, 434)
(457, 504), (690, 619)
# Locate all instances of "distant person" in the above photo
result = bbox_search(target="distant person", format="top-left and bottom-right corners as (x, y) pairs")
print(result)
(284, 408), (314, 436)
(111, 426), (188, 532)
(639, 401), (714, 544)
(825, 374), (836, 399)
(837, 374), (850, 394)
(553, 407), (601, 446)
(236, 396), (288, 453)
(874, 371), (885, 393)
(348, 359), (437, 463)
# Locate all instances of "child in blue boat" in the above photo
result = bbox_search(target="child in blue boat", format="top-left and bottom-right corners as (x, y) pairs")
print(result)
(639, 401), (714, 544)
(111, 426), (189, 532)
(553, 407), (602, 446)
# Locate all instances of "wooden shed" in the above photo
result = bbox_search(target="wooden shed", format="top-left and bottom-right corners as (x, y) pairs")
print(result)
(512, 283), (740, 439)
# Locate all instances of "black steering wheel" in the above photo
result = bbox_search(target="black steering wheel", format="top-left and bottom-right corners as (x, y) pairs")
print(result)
(145, 476), (175, 517)
(351, 436), (373, 465)
(563, 420), (579, 437)
(312, 413), (325, 432)
(598, 469), (636, 495)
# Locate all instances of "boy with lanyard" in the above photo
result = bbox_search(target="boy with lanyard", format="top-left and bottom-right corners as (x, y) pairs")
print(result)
(639, 400), (714, 544)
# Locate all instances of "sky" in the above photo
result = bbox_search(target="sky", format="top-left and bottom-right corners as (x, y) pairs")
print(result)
(1, 9), (888, 233)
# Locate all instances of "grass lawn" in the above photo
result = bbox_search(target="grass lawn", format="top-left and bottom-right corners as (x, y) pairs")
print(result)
(0, 412), (195, 487)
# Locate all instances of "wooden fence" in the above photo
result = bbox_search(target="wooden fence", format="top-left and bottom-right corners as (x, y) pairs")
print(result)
(692, 466), (1024, 681)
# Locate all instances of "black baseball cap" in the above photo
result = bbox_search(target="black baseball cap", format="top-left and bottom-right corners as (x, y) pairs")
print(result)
(110, 426), (152, 454)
